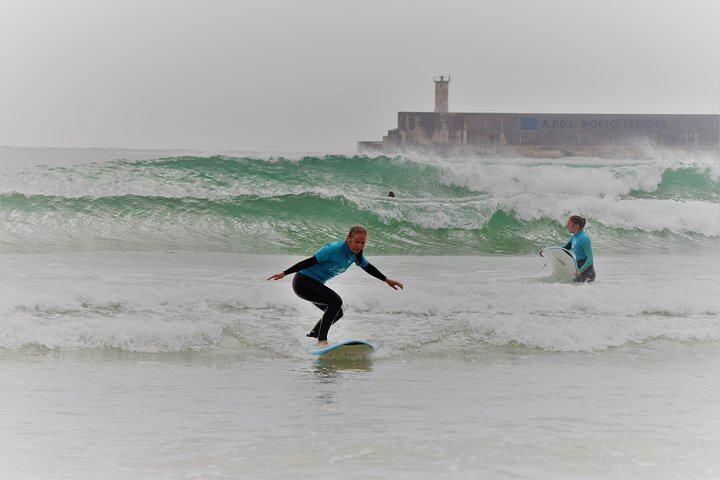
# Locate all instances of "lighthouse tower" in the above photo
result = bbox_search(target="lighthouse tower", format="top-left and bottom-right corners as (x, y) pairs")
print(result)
(434, 75), (450, 113)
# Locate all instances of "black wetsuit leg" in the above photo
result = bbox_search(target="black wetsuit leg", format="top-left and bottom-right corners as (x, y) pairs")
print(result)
(574, 259), (596, 283)
(292, 273), (344, 341)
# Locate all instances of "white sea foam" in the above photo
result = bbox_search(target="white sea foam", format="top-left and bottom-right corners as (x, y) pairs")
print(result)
(504, 194), (720, 237)
(2, 253), (718, 355)
(438, 160), (667, 196)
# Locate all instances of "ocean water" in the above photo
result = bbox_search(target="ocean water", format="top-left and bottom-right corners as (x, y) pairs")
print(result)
(1, 147), (719, 479)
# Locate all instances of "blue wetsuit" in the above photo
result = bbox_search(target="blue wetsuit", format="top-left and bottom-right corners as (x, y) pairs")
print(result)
(282, 240), (387, 341)
(563, 229), (596, 283)
(299, 240), (370, 283)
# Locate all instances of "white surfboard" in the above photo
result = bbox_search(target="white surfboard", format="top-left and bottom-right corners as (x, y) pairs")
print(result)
(309, 340), (375, 358)
(541, 246), (578, 283)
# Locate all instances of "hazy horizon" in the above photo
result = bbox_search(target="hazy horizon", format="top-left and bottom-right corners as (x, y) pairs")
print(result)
(2, 0), (719, 152)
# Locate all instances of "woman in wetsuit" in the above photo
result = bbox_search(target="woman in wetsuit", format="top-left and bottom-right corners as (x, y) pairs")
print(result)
(267, 225), (404, 346)
(563, 215), (596, 283)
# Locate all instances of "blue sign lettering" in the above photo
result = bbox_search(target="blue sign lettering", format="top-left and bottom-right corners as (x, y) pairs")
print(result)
(521, 117), (539, 130)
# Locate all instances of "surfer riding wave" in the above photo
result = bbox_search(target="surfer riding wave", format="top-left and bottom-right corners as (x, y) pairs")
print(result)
(267, 225), (404, 346)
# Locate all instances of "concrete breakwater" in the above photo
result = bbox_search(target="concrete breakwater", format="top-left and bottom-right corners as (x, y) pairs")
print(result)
(358, 78), (719, 158)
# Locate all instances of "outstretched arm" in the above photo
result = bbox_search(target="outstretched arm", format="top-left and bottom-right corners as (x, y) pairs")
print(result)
(361, 263), (404, 290)
(267, 256), (318, 281)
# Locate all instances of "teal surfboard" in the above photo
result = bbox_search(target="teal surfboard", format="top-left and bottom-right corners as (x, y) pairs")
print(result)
(310, 340), (375, 358)
(541, 246), (578, 283)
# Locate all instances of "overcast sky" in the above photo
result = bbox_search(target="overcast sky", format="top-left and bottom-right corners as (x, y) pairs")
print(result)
(1, 0), (719, 152)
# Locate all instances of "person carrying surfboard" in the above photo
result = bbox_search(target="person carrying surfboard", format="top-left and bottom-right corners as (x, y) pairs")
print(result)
(540, 215), (596, 283)
(267, 225), (404, 346)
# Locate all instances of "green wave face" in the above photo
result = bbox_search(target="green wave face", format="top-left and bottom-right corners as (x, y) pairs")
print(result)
(629, 166), (719, 201)
(1, 154), (718, 254)
(126, 154), (461, 195)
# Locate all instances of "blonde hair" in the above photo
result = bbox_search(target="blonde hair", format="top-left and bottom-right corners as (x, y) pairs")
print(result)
(347, 224), (368, 237)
